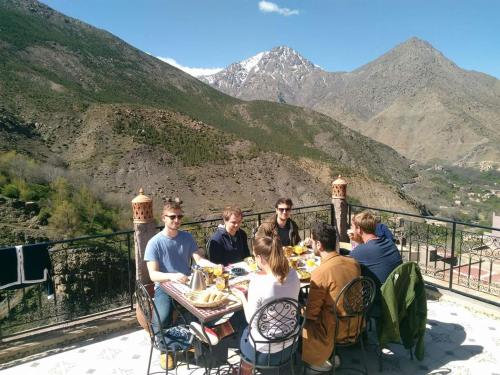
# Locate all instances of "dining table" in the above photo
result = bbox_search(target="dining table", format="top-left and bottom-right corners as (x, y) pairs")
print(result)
(158, 249), (322, 372)
(160, 278), (245, 373)
(160, 280), (243, 325)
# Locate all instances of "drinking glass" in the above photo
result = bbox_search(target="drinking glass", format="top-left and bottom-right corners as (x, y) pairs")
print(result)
(213, 264), (223, 277)
(215, 277), (225, 291)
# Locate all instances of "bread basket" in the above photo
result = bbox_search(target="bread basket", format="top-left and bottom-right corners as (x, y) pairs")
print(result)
(186, 290), (229, 308)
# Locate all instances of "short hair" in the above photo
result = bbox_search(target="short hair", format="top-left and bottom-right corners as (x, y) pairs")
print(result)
(352, 211), (377, 235)
(311, 222), (337, 252)
(275, 197), (293, 208)
(222, 205), (242, 221)
(162, 197), (183, 215)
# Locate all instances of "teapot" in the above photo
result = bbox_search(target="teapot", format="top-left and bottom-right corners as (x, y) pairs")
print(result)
(189, 264), (206, 291)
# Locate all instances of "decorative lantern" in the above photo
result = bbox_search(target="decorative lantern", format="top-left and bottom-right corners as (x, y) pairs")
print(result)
(132, 188), (153, 223)
(332, 175), (347, 199)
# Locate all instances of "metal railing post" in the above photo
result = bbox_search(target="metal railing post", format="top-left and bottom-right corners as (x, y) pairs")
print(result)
(347, 203), (352, 227)
(449, 222), (456, 290)
(330, 203), (335, 227)
(127, 232), (133, 310)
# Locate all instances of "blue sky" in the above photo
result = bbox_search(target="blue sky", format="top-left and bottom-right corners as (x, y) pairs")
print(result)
(40, 0), (500, 78)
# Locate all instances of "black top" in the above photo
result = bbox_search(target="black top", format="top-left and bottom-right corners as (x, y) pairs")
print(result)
(277, 221), (291, 246)
(208, 227), (251, 266)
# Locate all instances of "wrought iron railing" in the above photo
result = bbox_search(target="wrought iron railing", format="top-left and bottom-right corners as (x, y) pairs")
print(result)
(0, 204), (333, 339)
(348, 204), (500, 306)
(0, 231), (134, 339)
(1, 202), (498, 339)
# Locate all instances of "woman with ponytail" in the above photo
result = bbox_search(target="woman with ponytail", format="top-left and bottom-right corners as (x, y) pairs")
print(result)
(232, 236), (300, 367)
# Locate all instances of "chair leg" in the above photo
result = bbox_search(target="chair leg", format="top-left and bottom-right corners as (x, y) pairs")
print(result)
(378, 345), (383, 372)
(332, 347), (337, 375)
(147, 345), (153, 375)
(359, 336), (368, 375)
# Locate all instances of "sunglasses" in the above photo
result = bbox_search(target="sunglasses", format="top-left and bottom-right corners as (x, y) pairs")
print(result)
(277, 208), (291, 212)
(165, 214), (184, 220)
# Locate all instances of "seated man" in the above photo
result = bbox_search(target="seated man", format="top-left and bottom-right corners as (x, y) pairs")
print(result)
(349, 211), (403, 320)
(302, 222), (361, 372)
(144, 198), (217, 370)
(255, 197), (301, 246)
(208, 205), (251, 266)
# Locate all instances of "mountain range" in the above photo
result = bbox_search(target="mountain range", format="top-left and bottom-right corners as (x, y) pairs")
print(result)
(0, 0), (422, 222)
(199, 41), (500, 169)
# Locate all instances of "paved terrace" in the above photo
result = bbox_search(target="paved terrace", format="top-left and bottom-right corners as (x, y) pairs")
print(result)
(0, 289), (498, 375)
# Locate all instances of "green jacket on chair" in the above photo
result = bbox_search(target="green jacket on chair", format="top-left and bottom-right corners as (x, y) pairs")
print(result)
(377, 261), (427, 360)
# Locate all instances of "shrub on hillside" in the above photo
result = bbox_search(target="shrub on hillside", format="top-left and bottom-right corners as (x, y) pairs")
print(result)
(2, 183), (19, 198)
(49, 200), (81, 237)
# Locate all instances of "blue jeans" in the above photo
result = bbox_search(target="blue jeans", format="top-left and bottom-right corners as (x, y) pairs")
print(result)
(239, 327), (294, 367)
(152, 286), (174, 333)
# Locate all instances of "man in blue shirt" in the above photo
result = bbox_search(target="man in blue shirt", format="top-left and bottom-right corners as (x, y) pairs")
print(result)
(349, 211), (402, 288)
(144, 198), (216, 369)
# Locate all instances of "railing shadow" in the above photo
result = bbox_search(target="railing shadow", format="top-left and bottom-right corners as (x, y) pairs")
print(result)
(372, 318), (482, 374)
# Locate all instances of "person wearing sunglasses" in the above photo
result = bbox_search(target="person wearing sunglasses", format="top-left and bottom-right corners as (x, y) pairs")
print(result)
(144, 197), (217, 370)
(255, 197), (301, 246)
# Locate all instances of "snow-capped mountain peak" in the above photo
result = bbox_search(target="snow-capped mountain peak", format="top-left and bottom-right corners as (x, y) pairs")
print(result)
(199, 46), (319, 93)
(240, 51), (266, 73)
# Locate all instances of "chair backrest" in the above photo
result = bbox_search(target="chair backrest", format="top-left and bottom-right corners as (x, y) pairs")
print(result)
(247, 297), (304, 367)
(205, 238), (211, 261)
(135, 281), (162, 342)
(333, 276), (376, 345)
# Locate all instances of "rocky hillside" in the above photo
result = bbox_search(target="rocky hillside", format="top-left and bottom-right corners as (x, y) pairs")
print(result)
(0, 0), (420, 226)
(200, 39), (500, 168)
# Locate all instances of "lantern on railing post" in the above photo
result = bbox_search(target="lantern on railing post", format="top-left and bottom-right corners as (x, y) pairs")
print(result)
(331, 176), (349, 242)
(132, 188), (153, 223)
(131, 188), (155, 285)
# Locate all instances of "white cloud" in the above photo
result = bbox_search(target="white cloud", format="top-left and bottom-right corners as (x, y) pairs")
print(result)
(258, 1), (299, 16)
(156, 57), (223, 77)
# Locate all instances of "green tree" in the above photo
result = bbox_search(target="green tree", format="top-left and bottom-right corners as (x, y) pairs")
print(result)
(2, 183), (19, 198)
(48, 200), (81, 237)
(50, 177), (72, 203)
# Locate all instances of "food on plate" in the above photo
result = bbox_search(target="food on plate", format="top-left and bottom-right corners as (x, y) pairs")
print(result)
(283, 246), (294, 257)
(293, 245), (306, 255)
(297, 269), (311, 281)
(306, 258), (317, 268)
(209, 292), (218, 303)
(195, 290), (225, 303)
(202, 292), (211, 303)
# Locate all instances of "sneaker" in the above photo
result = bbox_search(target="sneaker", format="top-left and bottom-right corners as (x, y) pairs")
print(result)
(309, 360), (332, 372)
(189, 322), (220, 346)
(160, 352), (176, 370)
(333, 354), (341, 369)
